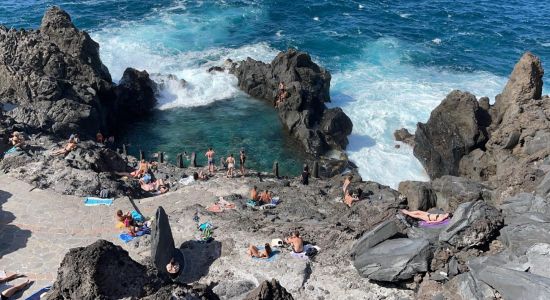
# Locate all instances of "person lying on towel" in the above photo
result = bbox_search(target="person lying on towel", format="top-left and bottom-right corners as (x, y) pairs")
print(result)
(285, 230), (304, 253)
(401, 209), (450, 224)
(247, 243), (272, 259)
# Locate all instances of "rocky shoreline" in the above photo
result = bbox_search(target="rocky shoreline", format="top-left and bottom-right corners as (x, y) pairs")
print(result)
(2, 6), (550, 300)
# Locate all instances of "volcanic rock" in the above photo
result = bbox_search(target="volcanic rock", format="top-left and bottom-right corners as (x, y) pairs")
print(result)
(151, 206), (184, 275)
(47, 240), (164, 300)
(243, 279), (294, 300)
(233, 49), (352, 156)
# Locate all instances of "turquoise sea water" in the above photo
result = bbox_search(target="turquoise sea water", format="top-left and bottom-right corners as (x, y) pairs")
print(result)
(1, 0), (549, 185)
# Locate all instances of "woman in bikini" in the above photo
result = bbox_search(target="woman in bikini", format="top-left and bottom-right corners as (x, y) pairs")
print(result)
(343, 175), (353, 194)
(226, 154), (235, 178)
(401, 209), (450, 223)
(247, 243), (272, 259)
(52, 137), (78, 156)
(130, 160), (149, 178)
(343, 189), (359, 207)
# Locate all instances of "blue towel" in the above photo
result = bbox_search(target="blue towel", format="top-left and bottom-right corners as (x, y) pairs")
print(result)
(5, 147), (18, 155)
(84, 197), (114, 206)
(252, 246), (280, 262)
(119, 227), (150, 243)
(119, 233), (134, 243)
(26, 286), (51, 300)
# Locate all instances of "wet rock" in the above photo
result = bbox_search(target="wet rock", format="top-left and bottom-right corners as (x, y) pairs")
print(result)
(243, 279), (294, 300)
(394, 128), (415, 147)
(413, 90), (489, 179)
(439, 201), (503, 249)
(233, 49), (352, 156)
(113, 68), (157, 121)
(47, 240), (164, 300)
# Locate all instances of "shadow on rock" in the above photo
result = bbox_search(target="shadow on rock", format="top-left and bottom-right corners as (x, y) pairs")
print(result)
(0, 190), (31, 259)
(178, 240), (222, 283)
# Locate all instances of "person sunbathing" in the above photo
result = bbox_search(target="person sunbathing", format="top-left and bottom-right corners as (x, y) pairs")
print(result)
(259, 190), (272, 204)
(247, 243), (272, 259)
(401, 209), (450, 223)
(193, 171), (208, 181)
(343, 189), (359, 207)
(52, 137), (78, 156)
(130, 160), (149, 178)
(343, 174), (353, 194)
(140, 178), (169, 195)
(285, 230), (304, 253)
(0, 273), (32, 300)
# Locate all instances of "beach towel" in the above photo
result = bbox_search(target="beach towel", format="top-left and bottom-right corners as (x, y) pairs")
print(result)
(252, 246), (281, 262)
(25, 285), (51, 300)
(4, 147), (18, 156)
(246, 200), (258, 207)
(271, 197), (281, 205)
(419, 218), (450, 227)
(118, 226), (151, 243)
(84, 197), (113, 206)
(259, 204), (277, 210)
(290, 244), (321, 260)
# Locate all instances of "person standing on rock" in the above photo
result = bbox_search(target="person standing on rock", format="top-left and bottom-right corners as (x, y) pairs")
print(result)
(205, 148), (215, 175)
(239, 149), (246, 177)
(226, 154), (236, 178)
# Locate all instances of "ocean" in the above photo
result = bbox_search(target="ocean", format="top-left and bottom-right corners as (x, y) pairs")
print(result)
(1, 0), (549, 185)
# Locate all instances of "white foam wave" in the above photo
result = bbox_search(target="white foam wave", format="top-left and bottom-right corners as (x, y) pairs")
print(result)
(331, 37), (507, 188)
(432, 38), (442, 45)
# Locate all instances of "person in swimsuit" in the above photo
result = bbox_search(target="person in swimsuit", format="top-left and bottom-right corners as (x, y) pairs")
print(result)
(140, 178), (168, 195)
(0, 273), (32, 300)
(52, 136), (78, 156)
(259, 190), (272, 204)
(226, 154), (235, 178)
(205, 148), (215, 174)
(239, 149), (246, 177)
(250, 186), (260, 201)
(343, 189), (359, 207)
(401, 209), (450, 223)
(247, 243), (272, 259)
(343, 175), (353, 194)
(285, 231), (304, 253)
(166, 258), (181, 280)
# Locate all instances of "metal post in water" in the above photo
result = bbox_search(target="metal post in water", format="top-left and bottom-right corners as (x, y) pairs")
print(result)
(273, 161), (279, 178)
(313, 161), (319, 178)
(122, 144), (127, 156)
(158, 152), (164, 164)
(191, 152), (197, 167)
(139, 150), (144, 161)
(177, 153), (184, 168)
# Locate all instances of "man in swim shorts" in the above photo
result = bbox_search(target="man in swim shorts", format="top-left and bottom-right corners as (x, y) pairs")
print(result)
(205, 147), (215, 174)
(285, 230), (304, 253)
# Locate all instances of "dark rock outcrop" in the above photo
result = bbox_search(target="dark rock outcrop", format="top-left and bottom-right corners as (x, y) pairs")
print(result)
(393, 128), (415, 146)
(243, 279), (294, 300)
(47, 240), (164, 300)
(413, 90), (489, 179)
(0, 7), (156, 137)
(233, 49), (352, 156)
(151, 206), (184, 276)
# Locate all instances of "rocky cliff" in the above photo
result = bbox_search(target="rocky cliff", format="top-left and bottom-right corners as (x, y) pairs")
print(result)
(232, 49), (353, 157)
(0, 6), (156, 137)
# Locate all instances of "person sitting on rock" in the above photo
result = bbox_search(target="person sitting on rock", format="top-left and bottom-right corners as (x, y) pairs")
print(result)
(96, 132), (104, 144)
(51, 136), (78, 156)
(401, 209), (450, 224)
(343, 189), (359, 207)
(285, 230), (304, 253)
(116, 210), (138, 236)
(343, 175), (353, 194)
(250, 186), (260, 202)
(8, 131), (25, 149)
(0, 272), (32, 300)
(193, 171), (209, 181)
(247, 243), (272, 259)
(130, 160), (149, 178)
(166, 257), (181, 280)
(259, 189), (272, 204)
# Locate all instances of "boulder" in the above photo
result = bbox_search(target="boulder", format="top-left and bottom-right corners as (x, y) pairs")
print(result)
(151, 206), (183, 275)
(0, 7), (156, 137)
(351, 220), (399, 257)
(430, 176), (492, 211)
(394, 128), (415, 146)
(233, 49), (352, 156)
(493, 52), (544, 124)
(47, 240), (164, 300)
(243, 279), (294, 300)
(354, 238), (431, 282)
(439, 201), (503, 249)
(474, 265), (550, 300)
(525, 243), (550, 278)
(413, 90), (489, 179)
(398, 181), (436, 211)
(113, 68), (157, 120)
(442, 272), (497, 300)
(499, 222), (550, 256)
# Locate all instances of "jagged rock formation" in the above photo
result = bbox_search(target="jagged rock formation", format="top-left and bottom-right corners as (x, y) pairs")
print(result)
(243, 279), (294, 300)
(47, 240), (165, 300)
(0, 6), (156, 137)
(232, 49), (353, 157)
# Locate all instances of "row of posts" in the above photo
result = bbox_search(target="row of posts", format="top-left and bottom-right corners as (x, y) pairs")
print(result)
(118, 145), (319, 178)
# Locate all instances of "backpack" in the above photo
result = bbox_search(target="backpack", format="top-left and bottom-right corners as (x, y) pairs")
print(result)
(305, 247), (318, 257)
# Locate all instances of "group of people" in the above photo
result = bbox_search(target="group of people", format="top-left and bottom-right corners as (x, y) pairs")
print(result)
(249, 186), (274, 205)
(205, 148), (247, 178)
(247, 230), (304, 259)
(125, 159), (169, 195)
